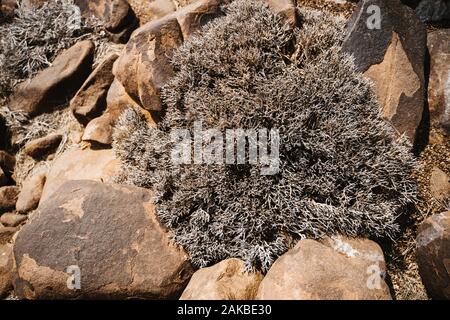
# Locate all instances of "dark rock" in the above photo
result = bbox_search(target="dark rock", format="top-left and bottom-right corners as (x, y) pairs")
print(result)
(74, 0), (138, 43)
(24, 134), (63, 159)
(71, 54), (118, 125)
(416, 211), (450, 299)
(0, 150), (15, 175)
(9, 40), (95, 117)
(342, 0), (427, 141)
(13, 180), (194, 299)
(416, 0), (450, 24)
(0, 186), (20, 214)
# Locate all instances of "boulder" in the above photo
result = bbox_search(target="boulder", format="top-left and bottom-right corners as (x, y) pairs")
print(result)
(180, 258), (263, 300)
(114, 0), (229, 113)
(13, 180), (194, 299)
(256, 237), (391, 300)
(114, 14), (184, 112)
(342, 0), (427, 142)
(0, 243), (15, 298)
(23, 134), (63, 159)
(71, 54), (119, 125)
(0, 186), (20, 214)
(428, 29), (450, 135)
(74, 0), (138, 43)
(39, 147), (120, 204)
(415, 0), (450, 24)
(0, 213), (27, 227)
(9, 40), (95, 116)
(416, 211), (450, 299)
(16, 172), (46, 214)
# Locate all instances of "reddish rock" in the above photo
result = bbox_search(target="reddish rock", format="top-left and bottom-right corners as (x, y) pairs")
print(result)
(416, 211), (450, 300)
(256, 237), (391, 300)
(342, 0), (427, 142)
(71, 54), (119, 125)
(13, 180), (194, 299)
(128, 0), (176, 25)
(9, 40), (95, 116)
(24, 134), (63, 159)
(115, 14), (184, 112)
(0, 186), (20, 214)
(16, 172), (46, 214)
(181, 258), (263, 300)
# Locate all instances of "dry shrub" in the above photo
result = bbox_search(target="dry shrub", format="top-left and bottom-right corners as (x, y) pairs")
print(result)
(113, 0), (418, 271)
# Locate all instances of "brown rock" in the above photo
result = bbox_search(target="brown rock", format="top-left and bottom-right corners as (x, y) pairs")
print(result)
(265, 0), (298, 28)
(24, 134), (63, 159)
(71, 54), (119, 125)
(0, 150), (15, 175)
(430, 167), (450, 202)
(115, 14), (184, 112)
(128, 0), (176, 25)
(0, 213), (27, 227)
(428, 29), (450, 135)
(74, 0), (138, 43)
(256, 237), (391, 300)
(0, 226), (18, 245)
(181, 258), (263, 300)
(0, 186), (20, 214)
(416, 211), (450, 299)
(106, 78), (142, 119)
(16, 172), (46, 214)
(0, 243), (15, 298)
(39, 147), (120, 204)
(176, 0), (228, 40)
(9, 40), (95, 116)
(13, 180), (194, 299)
(0, 0), (15, 21)
(82, 114), (114, 145)
(342, 0), (427, 142)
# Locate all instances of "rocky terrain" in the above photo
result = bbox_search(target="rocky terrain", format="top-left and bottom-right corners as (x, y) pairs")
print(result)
(0, 0), (449, 300)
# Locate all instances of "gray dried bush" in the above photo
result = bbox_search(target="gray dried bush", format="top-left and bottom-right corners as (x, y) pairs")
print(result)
(113, 0), (418, 271)
(0, 0), (97, 98)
